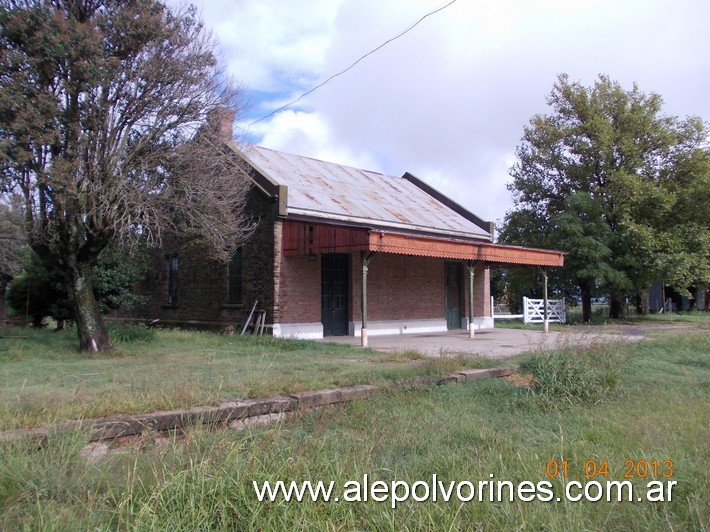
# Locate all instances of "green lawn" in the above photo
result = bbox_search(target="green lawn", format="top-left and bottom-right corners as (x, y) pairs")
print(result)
(0, 325), (707, 530)
(0, 324), (493, 431)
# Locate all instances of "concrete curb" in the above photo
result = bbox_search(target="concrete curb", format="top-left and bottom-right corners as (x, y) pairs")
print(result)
(435, 366), (514, 385)
(286, 385), (379, 407)
(1, 369), (513, 444)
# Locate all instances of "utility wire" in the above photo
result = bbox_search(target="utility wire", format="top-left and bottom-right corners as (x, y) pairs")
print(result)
(249, 0), (458, 125)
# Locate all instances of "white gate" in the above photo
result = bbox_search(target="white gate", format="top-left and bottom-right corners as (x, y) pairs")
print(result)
(523, 297), (567, 324)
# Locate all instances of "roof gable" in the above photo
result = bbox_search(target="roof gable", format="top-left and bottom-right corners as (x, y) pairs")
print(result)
(242, 145), (491, 241)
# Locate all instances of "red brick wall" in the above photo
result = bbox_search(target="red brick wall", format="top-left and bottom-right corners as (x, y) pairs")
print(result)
(351, 254), (444, 322)
(132, 187), (278, 326)
(349, 255), (490, 324)
(475, 262), (491, 318)
(275, 253), (491, 327)
(133, 200), (492, 329)
(461, 262), (491, 318)
(275, 253), (321, 324)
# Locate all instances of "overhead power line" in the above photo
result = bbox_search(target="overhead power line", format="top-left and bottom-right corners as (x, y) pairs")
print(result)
(249, 0), (458, 125)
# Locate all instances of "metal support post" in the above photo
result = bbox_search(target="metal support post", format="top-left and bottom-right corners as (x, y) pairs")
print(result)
(542, 268), (549, 333)
(361, 251), (375, 347)
(467, 260), (476, 339)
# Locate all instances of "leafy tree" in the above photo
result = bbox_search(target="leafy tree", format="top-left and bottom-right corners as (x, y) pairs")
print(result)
(94, 242), (150, 312)
(7, 242), (148, 325)
(497, 197), (611, 322)
(0, 194), (26, 319)
(547, 193), (622, 322)
(502, 74), (709, 319)
(6, 247), (70, 326)
(617, 146), (710, 303)
(0, 1), (254, 350)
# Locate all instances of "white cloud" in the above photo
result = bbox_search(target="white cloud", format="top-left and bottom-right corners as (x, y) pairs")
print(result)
(240, 110), (381, 172)
(170, 0), (342, 91)
(179, 0), (710, 222)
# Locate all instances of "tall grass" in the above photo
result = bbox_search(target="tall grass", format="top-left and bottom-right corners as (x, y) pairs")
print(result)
(1, 330), (707, 530)
(106, 322), (157, 344)
(518, 342), (633, 409)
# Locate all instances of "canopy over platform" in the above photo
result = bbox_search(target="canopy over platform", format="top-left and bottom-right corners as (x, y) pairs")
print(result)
(282, 220), (564, 268)
(237, 144), (565, 346)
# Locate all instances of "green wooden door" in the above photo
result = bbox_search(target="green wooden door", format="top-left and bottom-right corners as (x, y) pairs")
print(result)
(445, 262), (462, 329)
(321, 254), (349, 336)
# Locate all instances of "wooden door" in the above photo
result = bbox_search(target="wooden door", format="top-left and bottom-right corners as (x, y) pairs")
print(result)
(445, 262), (462, 329)
(321, 254), (349, 336)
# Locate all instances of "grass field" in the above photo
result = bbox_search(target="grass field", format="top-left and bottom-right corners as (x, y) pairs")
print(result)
(0, 323), (498, 431)
(0, 321), (708, 529)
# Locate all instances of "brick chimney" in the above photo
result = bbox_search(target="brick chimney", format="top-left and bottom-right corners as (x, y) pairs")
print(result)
(207, 107), (236, 141)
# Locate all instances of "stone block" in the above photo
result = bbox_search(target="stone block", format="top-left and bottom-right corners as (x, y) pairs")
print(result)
(436, 374), (465, 386)
(456, 369), (493, 380)
(489, 367), (515, 378)
(135, 410), (191, 432)
(90, 417), (146, 440)
(229, 412), (286, 431)
(288, 385), (378, 407)
(0, 427), (48, 443)
(247, 396), (297, 417)
(215, 401), (252, 422)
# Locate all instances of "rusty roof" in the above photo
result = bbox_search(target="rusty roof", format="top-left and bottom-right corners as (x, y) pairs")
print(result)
(242, 145), (491, 240)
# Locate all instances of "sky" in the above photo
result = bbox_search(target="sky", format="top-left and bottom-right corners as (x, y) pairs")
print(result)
(168, 0), (710, 226)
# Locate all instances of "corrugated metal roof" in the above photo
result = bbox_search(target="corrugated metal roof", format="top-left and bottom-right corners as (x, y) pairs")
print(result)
(243, 146), (491, 240)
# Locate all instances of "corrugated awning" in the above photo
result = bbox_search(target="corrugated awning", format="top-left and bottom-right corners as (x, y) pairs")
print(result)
(282, 220), (564, 267)
(369, 232), (564, 266)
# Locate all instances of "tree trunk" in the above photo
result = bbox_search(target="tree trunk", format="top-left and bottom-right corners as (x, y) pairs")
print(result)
(609, 295), (626, 320)
(580, 282), (592, 323)
(0, 277), (7, 322)
(687, 287), (697, 311)
(69, 261), (112, 351)
(636, 289), (649, 316)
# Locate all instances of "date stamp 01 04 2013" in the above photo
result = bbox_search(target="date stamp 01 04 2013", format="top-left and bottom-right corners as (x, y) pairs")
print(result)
(544, 459), (677, 502)
(545, 459), (674, 480)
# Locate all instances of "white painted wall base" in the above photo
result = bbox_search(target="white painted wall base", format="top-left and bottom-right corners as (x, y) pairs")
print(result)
(272, 322), (323, 339)
(461, 317), (495, 330)
(273, 317), (494, 340)
(349, 319), (448, 337)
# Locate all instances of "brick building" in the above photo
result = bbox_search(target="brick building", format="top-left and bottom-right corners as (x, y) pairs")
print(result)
(135, 135), (564, 344)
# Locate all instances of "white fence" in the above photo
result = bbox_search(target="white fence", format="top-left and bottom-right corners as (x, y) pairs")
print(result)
(523, 297), (567, 324)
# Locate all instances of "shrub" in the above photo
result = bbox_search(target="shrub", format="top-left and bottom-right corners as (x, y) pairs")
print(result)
(107, 322), (156, 344)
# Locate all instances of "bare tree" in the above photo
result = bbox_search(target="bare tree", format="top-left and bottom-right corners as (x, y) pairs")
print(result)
(0, 1), (254, 350)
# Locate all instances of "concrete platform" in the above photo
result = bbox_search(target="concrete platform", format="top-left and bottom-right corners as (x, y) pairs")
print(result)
(321, 327), (642, 359)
